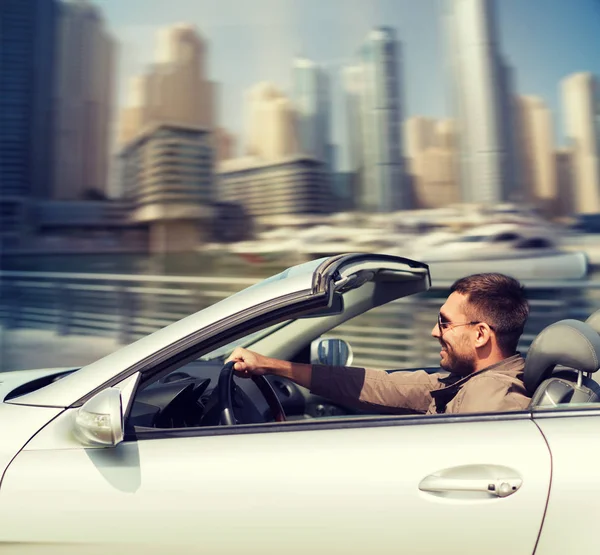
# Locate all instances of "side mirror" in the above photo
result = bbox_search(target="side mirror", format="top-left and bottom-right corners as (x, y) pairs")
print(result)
(310, 338), (353, 366)
(74, 387), (124, 447)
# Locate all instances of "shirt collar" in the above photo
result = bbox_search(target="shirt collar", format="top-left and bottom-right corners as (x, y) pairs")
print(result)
(438, 353), (525, 388)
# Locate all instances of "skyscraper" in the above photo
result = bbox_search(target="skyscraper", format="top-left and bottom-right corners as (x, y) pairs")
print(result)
(404, 117), (436, 180)
(118, 23), (217, 253)
(355, 28), (408, 212)
(119, 24), (216, 147)
(292, 57), (332, 168)
(561, 72), (600, 214)
(516, 96), (558, 213)
(120, 123), (213, 253)
(214, 127), (237, 163)
(556, 148), (575, 216)
(404, 118), (460, 209)
(342, 65), (365, 207)
(52, 0), (115, 200)
(446, 0), (518, 204)
(245, 82), (300, 161)
(0, 0), (57, 247)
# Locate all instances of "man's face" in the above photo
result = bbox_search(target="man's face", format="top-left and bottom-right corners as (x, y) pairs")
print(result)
(431, 291), (478, 375)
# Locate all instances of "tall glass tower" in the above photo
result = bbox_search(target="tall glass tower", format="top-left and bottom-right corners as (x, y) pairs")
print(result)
(52, 0), (115, 200)
(446, 0), (518, 204)
(0, 0), (57, 248)
(292, 57), (332, 169)
(356, 28), (408, 212)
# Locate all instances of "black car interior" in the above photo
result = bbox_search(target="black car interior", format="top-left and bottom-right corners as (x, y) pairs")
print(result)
(127, 350), (361, 431)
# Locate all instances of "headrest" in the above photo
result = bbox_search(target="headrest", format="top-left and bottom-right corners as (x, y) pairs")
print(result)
(585, 310), (600, 334)
(524, 319), (600, 395)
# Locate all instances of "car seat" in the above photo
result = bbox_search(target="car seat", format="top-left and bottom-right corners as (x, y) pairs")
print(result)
(525, 319), (600, 408)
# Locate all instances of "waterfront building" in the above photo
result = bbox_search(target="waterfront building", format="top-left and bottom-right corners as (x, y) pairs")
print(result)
(292, 57), (332, 169)
(0, 0), (57, 248)
(341, 65), (365, 209)
(556, 148), (575, 216)
(244, 82), (300, 161)
(561, 72), (600, 214)
(214, 127), (237, 163)
(217, 155), (331, 228)
(120, 123), (214, 253)
(515, 96), (558, 214)
(353, 28), (408, 212)
(118, 24), (216, 148)
(31, 200), (147, 253)
(404, 118), (460, 209)
(446, 0), (518, 203)
(52, 0), (115, 200)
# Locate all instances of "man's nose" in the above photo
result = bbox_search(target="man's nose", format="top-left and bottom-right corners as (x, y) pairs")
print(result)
(431, 322), (440, 338)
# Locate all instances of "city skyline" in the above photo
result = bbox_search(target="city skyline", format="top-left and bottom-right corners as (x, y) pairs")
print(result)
(100, 0), (600, 173)
(1, 0), (599, 255)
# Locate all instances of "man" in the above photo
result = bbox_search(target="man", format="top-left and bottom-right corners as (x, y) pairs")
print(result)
(227, 273), (531, 415)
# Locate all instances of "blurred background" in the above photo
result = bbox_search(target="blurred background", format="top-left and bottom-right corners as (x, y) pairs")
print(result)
(1, 0), (599, 372)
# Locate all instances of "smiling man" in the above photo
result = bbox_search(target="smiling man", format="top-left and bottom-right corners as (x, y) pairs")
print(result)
(228, 273), (531, 415)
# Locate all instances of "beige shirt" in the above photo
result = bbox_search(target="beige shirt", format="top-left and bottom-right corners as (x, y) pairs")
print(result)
(310, 354), (530, 415)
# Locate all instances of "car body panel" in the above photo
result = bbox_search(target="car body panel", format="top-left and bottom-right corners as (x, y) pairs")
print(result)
(533, 411), (600, 555)
(0, 368), (75, 402)
(2, 415), (549, 555)
(0, 403), (62, 484)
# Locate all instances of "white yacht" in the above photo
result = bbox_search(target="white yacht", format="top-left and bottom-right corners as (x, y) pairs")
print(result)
(406, 223), (588, 282)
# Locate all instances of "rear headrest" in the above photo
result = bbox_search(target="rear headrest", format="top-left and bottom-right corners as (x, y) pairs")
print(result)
(524, 319), (600, 395)
(585, 310), (600, 334)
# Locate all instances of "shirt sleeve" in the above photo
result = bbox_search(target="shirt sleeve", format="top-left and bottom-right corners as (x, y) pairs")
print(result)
(310, 365), (445, 414)
(449, 377), (530, 414)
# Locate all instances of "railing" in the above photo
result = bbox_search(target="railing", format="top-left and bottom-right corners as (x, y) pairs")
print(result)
(1, 271), (598, 370)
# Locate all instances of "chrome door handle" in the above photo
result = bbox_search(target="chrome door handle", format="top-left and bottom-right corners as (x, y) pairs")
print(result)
(419, 464), (524, 499)
(419, 475), (522, 497)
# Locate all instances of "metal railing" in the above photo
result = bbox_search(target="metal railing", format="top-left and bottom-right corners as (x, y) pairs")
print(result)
(1, 271), (598, 370)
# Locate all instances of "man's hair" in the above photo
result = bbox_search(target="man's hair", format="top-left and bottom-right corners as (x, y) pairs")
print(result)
(450, 273), (529, 355)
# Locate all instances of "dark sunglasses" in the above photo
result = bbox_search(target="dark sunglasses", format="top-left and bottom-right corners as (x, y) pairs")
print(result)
(437, 313), (495, 332)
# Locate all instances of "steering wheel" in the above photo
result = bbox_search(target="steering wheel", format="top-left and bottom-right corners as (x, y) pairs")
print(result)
(154, 380), (210, 428)
(218, 361), (286, 425)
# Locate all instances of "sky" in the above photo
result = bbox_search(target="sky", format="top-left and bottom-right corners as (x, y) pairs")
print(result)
(96, 0), (600, 170)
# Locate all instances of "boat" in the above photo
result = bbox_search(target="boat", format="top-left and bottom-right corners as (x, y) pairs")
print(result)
(403, 223), (588, 282)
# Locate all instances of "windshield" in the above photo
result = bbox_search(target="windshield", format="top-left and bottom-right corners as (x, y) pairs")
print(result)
(199, 320), (292, 361)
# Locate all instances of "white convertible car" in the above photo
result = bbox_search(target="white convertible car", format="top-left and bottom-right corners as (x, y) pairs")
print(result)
(1, 253), (600, 555)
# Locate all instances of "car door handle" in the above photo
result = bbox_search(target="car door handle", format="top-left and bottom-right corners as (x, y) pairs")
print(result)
(419, 465), (523, 498)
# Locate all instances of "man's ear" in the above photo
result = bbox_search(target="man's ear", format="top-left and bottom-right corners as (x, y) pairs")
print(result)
(474, 323), (493, 348)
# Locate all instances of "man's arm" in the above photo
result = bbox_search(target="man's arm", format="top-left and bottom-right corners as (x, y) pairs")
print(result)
(311, 364), (443, 413)
(227, 348), (443, 413)
(227, 347), (312, 388)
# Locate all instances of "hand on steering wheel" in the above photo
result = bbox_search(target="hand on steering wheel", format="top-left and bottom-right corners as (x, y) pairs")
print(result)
(218, 361), (286, 425)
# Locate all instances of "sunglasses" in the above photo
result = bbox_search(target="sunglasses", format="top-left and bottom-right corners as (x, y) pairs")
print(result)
(437, 313), (495, 332)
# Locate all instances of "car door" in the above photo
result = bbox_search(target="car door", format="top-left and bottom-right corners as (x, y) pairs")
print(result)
(531, 409), (600, 555)
(0, 411), (550, 555)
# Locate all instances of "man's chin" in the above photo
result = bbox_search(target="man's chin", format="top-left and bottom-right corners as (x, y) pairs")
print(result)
(439, 358), (450, 371)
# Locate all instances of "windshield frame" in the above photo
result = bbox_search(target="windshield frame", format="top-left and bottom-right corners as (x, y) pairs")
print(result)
(198, 320), (293, 361)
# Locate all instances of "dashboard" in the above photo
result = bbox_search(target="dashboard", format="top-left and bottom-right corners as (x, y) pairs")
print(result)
(128, 360), (354, 430)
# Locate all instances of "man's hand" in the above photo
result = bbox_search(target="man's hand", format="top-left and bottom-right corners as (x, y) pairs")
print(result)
(226, 347), (313, 389)
(226, 347), (269, 378)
